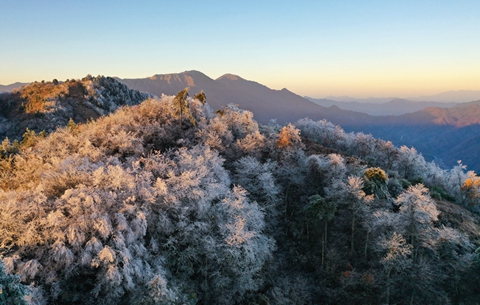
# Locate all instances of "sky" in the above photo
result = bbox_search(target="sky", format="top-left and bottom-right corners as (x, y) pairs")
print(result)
(1, 0), (479, 98)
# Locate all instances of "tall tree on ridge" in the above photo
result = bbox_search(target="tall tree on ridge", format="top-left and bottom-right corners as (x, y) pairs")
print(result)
(173, 87), (196, 128)
(194, 90), (206, 104)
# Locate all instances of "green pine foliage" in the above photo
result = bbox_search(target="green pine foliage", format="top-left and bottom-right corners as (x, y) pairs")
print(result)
(0, 259), (30, 305)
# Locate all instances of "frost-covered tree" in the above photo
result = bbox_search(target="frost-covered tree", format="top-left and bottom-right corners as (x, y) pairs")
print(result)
(295, 118), (346, 150)
(461, 170), (480, 209)
(396, 184), (439, 258)
(0, 259), (30, 305)
(376, 232), (412, 305)
(307, 153), (347, 190)
(276, 124), (302, 150)
(194, 90), (206, 104)
(396, 146), (426, 180)
(232, 156), (279, 210)
(326, 176), (373, 255)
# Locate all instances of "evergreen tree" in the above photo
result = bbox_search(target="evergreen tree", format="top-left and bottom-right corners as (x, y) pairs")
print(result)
(173, 87), (196, 127)
(0, 259), (30, 305)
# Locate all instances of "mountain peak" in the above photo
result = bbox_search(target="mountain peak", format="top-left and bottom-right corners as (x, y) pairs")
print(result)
(216, 73), (243, 81)
(148, 71), (214, 86)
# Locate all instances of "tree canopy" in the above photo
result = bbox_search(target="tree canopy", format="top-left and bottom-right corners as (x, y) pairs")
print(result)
(1, 88), (480, 304)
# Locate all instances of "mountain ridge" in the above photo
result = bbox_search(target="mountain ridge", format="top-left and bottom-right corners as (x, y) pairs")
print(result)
(306, 96), (458, 116)
(320, 89), (480, 104)
(118, 71), (480, 171)
(3, 72), (480, 171)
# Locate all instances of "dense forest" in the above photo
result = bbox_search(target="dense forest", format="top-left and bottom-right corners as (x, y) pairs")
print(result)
(1, 80), (480, 304)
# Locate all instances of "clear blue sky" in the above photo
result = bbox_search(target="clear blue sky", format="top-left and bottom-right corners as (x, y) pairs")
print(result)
(1, 0), (479, 98)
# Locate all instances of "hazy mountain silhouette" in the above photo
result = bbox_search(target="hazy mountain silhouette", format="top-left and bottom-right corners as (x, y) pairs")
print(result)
(306, 97), (457, 116)
(411, 90), (480, 103)
(118, 70), (376, 125)
(323, 90), (480, 104)
(0, 82), (28, 93)
(323, 96), (395, 104)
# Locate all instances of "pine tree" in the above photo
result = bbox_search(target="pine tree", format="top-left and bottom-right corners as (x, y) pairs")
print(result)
(173, 87), (196, 128)
(304, 195), (336, 268)
(194, 90), (206, 104)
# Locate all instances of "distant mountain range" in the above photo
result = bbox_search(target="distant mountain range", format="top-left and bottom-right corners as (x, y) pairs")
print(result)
(305, 97), (457, 116)
(118, 71), (375, 126)
(411, 90), (480, 103)
(323, 90), (480, 104)
(116, 71), (480, 172)
(3, 71), (480, 172)
(116, 70), (480, 126)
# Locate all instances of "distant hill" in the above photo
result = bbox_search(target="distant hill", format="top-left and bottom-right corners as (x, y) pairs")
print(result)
(305, 97), (457, 116)
(0, 76), (150, 140)
(411, 90), (480, 103)
(359, 101), (480, 127)
(323, 90), (480, 104)
(323, 96), (395, 104)
(0, 82), (28, 93)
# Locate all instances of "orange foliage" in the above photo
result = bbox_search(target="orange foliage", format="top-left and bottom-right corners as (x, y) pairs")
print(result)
(461, 176), (480, 206)
(462, 178), (480, 189)
(276, 127), (293, 149)
(19, 81), (69, 113)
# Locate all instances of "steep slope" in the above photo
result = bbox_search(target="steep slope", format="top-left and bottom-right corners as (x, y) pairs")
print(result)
(445, 135), (480, 168)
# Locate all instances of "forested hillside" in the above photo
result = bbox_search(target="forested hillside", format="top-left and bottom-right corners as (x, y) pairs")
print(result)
(1, 88), (480, 304)
(0, 76), (150, 141)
